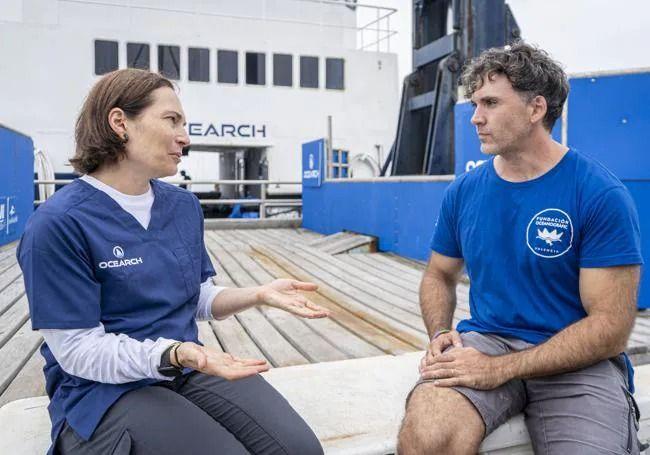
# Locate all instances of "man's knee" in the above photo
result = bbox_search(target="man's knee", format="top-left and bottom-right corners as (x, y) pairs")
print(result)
(398, 416), (455, 454)
(398, 383), (484, 454)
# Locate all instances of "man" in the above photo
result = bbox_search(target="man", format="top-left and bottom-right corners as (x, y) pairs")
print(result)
(398, 42), (643, 454)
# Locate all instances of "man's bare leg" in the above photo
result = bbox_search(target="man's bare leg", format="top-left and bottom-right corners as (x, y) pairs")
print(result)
(397, 383), (485, 454)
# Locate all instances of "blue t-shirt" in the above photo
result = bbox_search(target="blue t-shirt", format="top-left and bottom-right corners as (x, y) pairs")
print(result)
(432, 150), (643, 344)
(17, 179), (216, 448)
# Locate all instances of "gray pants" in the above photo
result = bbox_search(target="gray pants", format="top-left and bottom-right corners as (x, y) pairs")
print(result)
(413, 331), (641, 454)
(55, 372), (324, 455)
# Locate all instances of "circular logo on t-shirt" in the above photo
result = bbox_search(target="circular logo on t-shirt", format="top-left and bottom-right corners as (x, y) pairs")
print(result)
(113, 245), (125, 259)
(526, 208), (573, 258)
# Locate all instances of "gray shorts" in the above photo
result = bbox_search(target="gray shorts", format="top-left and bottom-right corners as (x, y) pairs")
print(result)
(412, 331), (640, 454)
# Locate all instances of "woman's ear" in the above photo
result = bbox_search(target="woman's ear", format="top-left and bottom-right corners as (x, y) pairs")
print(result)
(107, 107), (128, 140)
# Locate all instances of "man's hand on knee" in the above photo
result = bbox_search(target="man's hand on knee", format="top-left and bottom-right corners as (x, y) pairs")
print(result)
(419, 330), (463, 373)
(420, 347), (512, 390)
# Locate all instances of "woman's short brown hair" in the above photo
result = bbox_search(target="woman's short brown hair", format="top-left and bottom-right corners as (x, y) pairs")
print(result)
(70, 69), (174, 174)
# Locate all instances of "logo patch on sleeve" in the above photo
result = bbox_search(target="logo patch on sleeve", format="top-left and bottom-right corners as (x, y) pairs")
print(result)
(526, 208), (573, 258)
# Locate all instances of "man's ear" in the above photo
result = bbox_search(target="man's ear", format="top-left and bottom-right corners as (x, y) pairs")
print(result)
(530, 95), (548, 127)
(107, 108), (128, 139)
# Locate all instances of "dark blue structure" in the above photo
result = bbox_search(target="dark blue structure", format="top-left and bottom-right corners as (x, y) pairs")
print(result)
(303, 70), (650, 308)
(0, 125), (34, 247)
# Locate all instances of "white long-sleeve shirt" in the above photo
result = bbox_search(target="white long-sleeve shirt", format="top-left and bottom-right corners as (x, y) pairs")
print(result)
(40, 175), (225, 383)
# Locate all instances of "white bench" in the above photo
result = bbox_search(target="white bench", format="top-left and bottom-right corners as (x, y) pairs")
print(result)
(2, 352), (649, 454)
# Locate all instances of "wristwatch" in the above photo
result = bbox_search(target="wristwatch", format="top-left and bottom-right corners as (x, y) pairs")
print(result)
(158, 342), (183, 377)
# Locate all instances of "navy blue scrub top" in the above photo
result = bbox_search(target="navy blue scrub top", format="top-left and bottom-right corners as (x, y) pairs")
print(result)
(17, 179), (216, 448)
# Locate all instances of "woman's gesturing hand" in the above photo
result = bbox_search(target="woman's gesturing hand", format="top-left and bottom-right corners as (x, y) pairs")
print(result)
(176, 342), (269, 380)
(258, 279), (330, 319)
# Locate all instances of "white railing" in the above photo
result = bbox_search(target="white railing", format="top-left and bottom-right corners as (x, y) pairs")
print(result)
(33, 179), (302, 219)
(356, 3), (398, 52)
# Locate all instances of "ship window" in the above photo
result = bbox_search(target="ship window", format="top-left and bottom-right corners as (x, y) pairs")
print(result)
(127, 43), (150, 70)
(217, 50), (238, 84)
(158, 45), (180, 80)
(300, 56), (319, 88)
(330, 149), (350, 178)
(246, 52), (266, 85)
(188, 47), (210, 82)
(326, 58), (345, 90)
(94, 40), (118, 75)
(273, 54), (292, 87)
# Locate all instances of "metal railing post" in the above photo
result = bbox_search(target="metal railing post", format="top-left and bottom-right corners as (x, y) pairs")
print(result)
(260, 183), (267, 219)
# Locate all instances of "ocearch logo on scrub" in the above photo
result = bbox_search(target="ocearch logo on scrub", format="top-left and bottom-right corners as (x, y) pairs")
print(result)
(98, 245), (144, 269)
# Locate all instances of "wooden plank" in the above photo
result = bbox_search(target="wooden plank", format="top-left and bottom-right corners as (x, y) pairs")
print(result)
(196, 321), (224, 352)
(307, 231), (352, 248)
(635, 318), (650, 329)
(0, 253), (17, 275)
(371, 253), (427, 277)
(208, 230), (245, 248)
(319, 234), (376, 255)
(251, 243), (428, 348)
(0, 264), (22, 293)
(203, 245), (271, 364)
(248, 251), (387, 358)
(276, 240), (422, 316)
(0, 243), (17, 259)
(204, 235), (309, 367)
(280, 228), (323, 243)
(295, 228), (323, 241)
(345, 254), (422, 286)
(386, 252), (426, 270)
(226, 245), (357, 363)
(336, 255), (421, 296)
(0, 349), (45, 406)
(0, 276), (25, 317)
(632, 319), (650, 335)
(0, 296), (29, 349)
(253, 236), (426, 326)
(0, 320), (43, 395)
(238, 230), (464, 343)
(211, 316), (269, 361)
(209, 234), (349, 363)
(251, 245), (419, 354)
(261, 229), (309, 245)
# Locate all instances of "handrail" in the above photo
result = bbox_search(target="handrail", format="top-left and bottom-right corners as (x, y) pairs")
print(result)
(33, 179), (302, 218)
(34, 179), (302, 185)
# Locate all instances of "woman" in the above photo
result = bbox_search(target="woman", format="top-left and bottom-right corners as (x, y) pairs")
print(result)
(18, 69), (328, 454)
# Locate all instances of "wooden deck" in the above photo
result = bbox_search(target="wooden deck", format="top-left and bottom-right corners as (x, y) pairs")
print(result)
(2, 228), (650, 407)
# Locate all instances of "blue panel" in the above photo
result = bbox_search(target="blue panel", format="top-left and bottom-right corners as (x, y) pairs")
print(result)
(454, 102), (484, 176)
(303, 180), (450, 260)
(0, 125), (34, 246)
(568, 72), (650, 180)
(626, 182), (650, 309)
(301, 139), (324, 187)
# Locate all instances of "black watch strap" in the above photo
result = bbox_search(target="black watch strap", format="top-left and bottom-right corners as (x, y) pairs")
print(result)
(158, 342), (183, 377)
